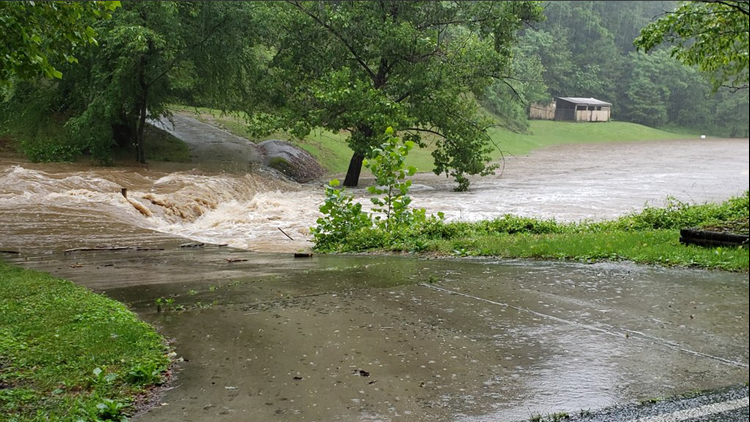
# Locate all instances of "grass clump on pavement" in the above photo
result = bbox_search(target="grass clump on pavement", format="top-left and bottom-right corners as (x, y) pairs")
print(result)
(0, 261), (170, 421)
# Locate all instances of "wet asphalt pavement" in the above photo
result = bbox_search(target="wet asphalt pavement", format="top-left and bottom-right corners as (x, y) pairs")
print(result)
(2, 246), (746, 422)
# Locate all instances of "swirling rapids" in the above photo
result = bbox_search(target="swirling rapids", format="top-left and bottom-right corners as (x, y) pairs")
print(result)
(0, 163), (321, 253)
(2, 138), (748, 254)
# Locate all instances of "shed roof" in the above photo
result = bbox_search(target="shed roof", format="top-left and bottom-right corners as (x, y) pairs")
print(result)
(556, 97), (612, 106)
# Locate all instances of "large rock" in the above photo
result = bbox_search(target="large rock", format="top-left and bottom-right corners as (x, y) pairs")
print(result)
(257, 140), (326, 183)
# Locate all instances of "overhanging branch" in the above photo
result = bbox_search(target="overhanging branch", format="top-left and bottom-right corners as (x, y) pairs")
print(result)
(287, 0), (378, 83)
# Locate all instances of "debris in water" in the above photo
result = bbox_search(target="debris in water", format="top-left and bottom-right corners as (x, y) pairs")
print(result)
(180, 242), (205, 248)
(64, 246), (164, 254)
(278, 227), (295, 241)
(226, 258), (249, 263)
(294, 252), (313, 258)
(353, 370), (370, 377)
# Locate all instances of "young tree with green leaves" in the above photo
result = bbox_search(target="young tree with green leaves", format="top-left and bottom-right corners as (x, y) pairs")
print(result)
(635, 0), (749, 91)
(0, 1), (120, 84)
(247, 1), (543, 190)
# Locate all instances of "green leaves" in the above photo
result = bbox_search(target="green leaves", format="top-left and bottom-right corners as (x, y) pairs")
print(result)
(249, 1), (543, 189)
(310, 179), (372, 251)
(0, 1), (121, 83)
(312, 128), (441, 251)
(635, 1), (749, 91)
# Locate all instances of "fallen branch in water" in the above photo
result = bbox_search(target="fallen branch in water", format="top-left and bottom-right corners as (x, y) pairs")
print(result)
(278, 227), (295, 241)
(179, 242), (205, 248)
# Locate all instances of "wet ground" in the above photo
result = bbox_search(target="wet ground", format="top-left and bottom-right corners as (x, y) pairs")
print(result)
(2, 246), (748, 421)
(1, 125), (749, 420)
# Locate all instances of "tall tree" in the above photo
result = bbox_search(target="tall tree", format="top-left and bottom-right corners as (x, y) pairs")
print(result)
(635, 0), (749, 91)
(248, 1), (543, 190)
(0, 1), (120, 84)
(63, 1), (264, 163)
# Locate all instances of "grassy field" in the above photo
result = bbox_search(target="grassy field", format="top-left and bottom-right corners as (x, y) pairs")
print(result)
(169, 105), (693, 174)
(0, 261), (170, 421)
(487, 120), (696, 157)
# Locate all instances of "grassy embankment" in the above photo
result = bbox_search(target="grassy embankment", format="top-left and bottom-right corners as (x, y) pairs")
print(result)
(2, 102), (695, 169)
(317, 192), (750, 272)
(0, 261), (170, 421)
(169, 105), (692, 174)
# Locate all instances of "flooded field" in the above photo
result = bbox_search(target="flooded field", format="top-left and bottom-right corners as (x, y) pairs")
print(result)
(1, 136), (748, 421)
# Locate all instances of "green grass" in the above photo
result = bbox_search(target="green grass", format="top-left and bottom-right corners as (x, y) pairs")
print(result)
(488, 120), (694, 157)
(0, 261), (170, 421)
(432, 230), (747, 271)
(315, 192), (750, 272)
(170, 104), (693, 174)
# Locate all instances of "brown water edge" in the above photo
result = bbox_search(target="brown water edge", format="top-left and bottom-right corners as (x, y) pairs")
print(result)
(2, 138), (749, 256)
(3, 247), (747, 422)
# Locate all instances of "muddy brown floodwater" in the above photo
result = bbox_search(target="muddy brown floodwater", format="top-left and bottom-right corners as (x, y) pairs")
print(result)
(0, 136), (748, 421)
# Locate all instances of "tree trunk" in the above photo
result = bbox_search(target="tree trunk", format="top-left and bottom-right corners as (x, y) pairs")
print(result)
(135, 95), (147, 164)
(343, 152), (365, 187)
(135, 55), (148, 164)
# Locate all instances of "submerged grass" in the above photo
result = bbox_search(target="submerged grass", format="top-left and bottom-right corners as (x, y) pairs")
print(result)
(0, 261), (170, 421)
(318, 192), (750, 272)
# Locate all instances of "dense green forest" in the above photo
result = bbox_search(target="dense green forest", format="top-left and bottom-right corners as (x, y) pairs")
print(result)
(489, 1), (749, 137)
(1, 1), (748, 187)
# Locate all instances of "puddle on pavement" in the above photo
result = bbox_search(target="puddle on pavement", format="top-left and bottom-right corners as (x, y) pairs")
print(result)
(4, 249), (747, 421)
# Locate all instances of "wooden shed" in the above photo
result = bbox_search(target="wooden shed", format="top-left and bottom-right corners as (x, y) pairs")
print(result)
(529, 101), (556, 120)
(554, 97), (611, 122)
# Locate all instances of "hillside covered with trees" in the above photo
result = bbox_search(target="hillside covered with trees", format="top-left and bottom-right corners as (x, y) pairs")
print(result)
(490, 1), (749, 137)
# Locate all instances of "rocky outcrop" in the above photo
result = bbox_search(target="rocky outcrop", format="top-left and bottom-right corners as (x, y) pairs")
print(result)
(258, 140), (326, 183)
(149, 113), (327, 182)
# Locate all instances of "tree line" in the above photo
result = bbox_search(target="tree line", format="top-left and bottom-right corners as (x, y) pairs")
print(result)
(1, 1), (748, 190)
(494, 1), (748, 136)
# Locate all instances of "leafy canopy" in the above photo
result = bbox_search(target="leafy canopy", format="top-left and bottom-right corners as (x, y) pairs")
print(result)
(248, 1), (543, 190)
(0, 1), (120, 83)
(635, 1), (749, 91)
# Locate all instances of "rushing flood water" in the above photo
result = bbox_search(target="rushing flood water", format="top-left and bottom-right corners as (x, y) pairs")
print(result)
(1, 137), (748, 421)
(1, 138), (748, 255)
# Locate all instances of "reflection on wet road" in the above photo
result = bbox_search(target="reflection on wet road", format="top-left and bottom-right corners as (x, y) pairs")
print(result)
(3, 249), (746, 421)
